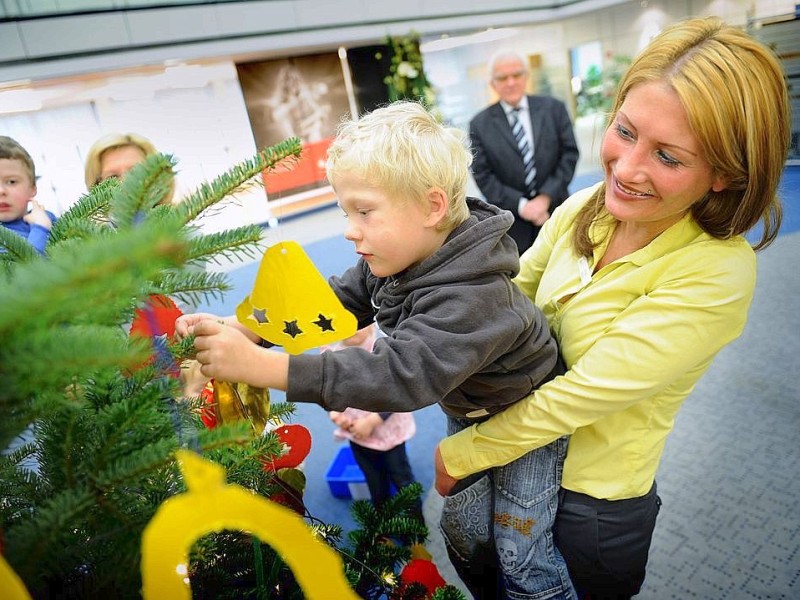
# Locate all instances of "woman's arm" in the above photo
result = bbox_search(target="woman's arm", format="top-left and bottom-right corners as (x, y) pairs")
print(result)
(438, 239), (757, 481)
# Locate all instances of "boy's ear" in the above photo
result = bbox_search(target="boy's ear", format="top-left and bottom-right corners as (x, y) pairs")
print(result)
(424, 187), (448, 227)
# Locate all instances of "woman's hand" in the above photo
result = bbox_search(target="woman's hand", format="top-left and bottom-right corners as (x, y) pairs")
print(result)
(434, 445), (459, 496)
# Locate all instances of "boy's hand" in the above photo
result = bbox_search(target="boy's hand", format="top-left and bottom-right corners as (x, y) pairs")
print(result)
(191, 319), (288, 389)
(24, 200), (52, 230)
(175, 312), (220, 339)
(176, 313), (262, 344)
(192, 320), (265, 385)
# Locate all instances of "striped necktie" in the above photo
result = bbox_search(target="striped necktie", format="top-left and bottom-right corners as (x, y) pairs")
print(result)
(510, 106), (536, 195)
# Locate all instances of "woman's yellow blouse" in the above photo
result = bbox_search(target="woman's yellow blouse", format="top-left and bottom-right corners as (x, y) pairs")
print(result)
(439, 184), (756, 500)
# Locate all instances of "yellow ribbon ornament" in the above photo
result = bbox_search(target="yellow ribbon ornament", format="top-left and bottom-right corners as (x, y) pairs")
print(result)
(0, 555), (32, 600)
(141, 450), (358, 599)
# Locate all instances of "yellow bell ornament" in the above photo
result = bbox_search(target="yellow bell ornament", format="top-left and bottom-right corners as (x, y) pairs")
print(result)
(236, 241), (357, 354)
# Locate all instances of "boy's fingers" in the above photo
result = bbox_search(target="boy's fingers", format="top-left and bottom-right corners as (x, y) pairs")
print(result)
(192, 320), (223, 337)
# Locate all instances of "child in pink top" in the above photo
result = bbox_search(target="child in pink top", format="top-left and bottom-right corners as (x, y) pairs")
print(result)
(324, 324), (420, 511)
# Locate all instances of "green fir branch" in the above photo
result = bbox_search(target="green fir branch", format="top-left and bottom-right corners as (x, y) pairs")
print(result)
(149, 269), (233, 307)
(266, 401), (296, 422)
(3, 326), (150, 401)
(170, 335), (199, 364)
(48, 180), (116, 243)
(185, 224), (264, 265)
(92, 391), (180, 464)
(109, 153), (177, 228)
(48, 218), (112, 244)
(431, 586), (469, 600)
(175, 138), (302, 224)
(91, 438), (183, 492)
(0, 446), (42, 520)
(4, 487), (96, 581)
(0, 219), (186, 334)
(0, 224), (40, 262)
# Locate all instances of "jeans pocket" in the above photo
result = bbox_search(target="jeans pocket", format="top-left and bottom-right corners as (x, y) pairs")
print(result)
(439, 473), (492, 562)
(495, 436), (568, 508)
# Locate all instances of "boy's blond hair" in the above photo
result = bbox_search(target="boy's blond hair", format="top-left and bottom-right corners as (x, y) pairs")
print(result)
(325, 101), (472, 232)
(0, 136), (36, 184)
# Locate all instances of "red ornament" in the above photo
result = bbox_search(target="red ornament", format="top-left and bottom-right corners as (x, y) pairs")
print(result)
(199, 381), (217, 429)
(130, 295), (183, 339)
(399, 558), (447, 596)
(262, 424), (312, 471)
(128, 295), (184, 375)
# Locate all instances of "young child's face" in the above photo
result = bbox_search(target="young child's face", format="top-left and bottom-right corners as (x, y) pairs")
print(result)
(335, 172), (440, 278)
(0, 158), (36, 223)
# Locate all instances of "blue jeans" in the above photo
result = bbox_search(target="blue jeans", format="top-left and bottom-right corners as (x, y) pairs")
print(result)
(440, 417), (576, 600)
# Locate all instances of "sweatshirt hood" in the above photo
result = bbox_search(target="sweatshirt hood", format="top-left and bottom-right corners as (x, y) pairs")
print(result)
(392, 197), (518, 293)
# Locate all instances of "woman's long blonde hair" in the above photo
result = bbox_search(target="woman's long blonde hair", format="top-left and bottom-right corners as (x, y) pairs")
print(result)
(573, 17), (790, 256)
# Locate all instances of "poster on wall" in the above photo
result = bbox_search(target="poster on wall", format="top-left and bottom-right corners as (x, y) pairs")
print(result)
(236, 52), (351, 199)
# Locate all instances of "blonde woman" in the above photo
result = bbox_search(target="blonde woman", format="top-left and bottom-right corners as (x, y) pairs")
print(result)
(84, 132), (174, 204)
(435, 16), (791, 598)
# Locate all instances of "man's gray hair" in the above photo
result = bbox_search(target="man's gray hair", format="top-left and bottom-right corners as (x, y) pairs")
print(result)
(487, 50), (529, 79)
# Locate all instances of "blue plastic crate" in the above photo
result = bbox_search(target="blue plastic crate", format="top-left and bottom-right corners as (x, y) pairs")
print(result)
(325, 445), (370, 500)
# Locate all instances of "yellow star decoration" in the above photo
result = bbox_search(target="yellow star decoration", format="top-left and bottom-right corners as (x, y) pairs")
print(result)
(236, 241), (357, 354)
(141, 450), (358, 599)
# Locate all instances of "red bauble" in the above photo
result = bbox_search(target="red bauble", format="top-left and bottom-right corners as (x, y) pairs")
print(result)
(199, 382), (217, 429)
(130, 295), (183, 339)
(399, 558), (447, 595)
(262, 424), (312, 470)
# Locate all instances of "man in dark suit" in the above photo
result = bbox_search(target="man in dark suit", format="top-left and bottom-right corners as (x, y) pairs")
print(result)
(470, 50), (579, 253)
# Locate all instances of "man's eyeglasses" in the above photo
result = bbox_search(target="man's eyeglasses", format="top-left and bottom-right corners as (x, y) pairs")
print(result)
(493, 71), (527, 83)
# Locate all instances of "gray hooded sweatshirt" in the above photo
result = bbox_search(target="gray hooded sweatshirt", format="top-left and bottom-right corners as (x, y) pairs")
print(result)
(287, 197), (561, 420)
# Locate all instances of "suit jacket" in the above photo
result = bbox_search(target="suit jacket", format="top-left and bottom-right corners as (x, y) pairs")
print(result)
(469, 94), (579, 252)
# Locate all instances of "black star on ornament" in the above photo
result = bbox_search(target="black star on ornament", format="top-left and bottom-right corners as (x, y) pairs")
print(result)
(283, 320), (303, 338)
(313, 313), (335, 332)
(252, 308), (269, 324)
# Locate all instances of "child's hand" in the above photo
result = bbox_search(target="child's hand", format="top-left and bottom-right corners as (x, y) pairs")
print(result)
(180, 359), (211, 398)
(177, 313), (262, 344)
(23, 200), (52, 230)
(329, 411), (352, 429)
(192, 319), (287, 389)
(175, 312), (221, 340)
(348, 413), (381, 440)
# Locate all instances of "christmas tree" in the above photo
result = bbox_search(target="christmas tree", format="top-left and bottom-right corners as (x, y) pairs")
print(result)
(0, 141), (465, 599)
